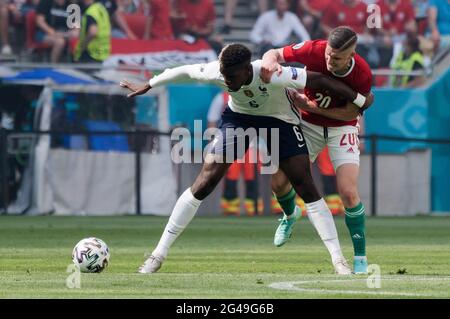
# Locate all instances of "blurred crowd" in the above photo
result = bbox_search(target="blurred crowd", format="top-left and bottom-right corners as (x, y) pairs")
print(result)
(0, 0), (449, 85)
(0, 0), (221, 63)
(247, 0), (450, 87)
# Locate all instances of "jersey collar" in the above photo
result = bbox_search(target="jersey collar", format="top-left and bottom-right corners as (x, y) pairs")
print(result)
(331, 57), (355, 78)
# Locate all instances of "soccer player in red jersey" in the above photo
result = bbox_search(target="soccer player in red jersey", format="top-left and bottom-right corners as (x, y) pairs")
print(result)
(261, 26), (373, 274)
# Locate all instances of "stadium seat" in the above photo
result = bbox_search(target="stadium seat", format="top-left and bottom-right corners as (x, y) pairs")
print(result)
(121, 13), (147, 39)
(25, 11), (51, 53)
(83, 120), (130, 153)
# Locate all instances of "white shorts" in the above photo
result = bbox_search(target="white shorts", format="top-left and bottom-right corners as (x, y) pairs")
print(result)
(301, 120), (360, 171)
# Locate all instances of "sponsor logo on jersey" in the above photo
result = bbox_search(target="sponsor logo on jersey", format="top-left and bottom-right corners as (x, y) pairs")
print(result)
(290, 67), (298, 80)
(292, 41), (305, 50)
(244, 90), (254, 98)
(347, 147), (355, 153)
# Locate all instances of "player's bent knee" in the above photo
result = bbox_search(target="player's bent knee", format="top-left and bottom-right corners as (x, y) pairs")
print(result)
(291, 178), (320, 203)
(339, 188), (360, 208)
(271, 174), (291, 196)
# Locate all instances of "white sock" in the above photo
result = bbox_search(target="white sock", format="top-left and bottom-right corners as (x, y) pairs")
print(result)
(306, 198), (345, 264)
(152, 188), (202, 258)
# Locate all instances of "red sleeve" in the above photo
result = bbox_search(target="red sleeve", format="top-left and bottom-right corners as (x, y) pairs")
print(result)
(357, 73), (372, 95)
(283, 40), (314, 65)
(356, 66), (373, 95)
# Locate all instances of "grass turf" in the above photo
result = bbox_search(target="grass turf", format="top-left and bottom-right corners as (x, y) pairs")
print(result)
(0, 215), (449, 298)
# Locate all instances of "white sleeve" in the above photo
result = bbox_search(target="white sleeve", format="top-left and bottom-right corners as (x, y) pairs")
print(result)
(269, 66), (307, 89)
(149, 61), (220, 87)
(291, 14), (311, 42)
(207, 93), (225, 123)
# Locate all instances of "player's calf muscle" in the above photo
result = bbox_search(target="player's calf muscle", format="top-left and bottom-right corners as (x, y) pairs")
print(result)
(191, 163), (230, 200)
(271, 171), (291, 196)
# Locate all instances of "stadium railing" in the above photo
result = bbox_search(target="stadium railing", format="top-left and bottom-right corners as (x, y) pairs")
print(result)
(2, 128), (450, 216)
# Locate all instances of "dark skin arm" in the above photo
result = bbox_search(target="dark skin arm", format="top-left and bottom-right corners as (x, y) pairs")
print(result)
(289, 90), (372, 121)
(305, 70), (373, 109)
(119, 80), (151, 97)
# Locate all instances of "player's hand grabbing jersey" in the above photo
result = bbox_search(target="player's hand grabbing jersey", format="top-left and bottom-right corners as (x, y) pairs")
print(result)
(283, 40), (372, 127)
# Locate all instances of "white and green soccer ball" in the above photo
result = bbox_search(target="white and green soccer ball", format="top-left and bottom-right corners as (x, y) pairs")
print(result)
(72, 237), (110, 273)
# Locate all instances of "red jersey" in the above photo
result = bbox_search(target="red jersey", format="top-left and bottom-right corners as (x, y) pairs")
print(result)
(149, 0), (173, 39)
(297, 0), (332, 15)
(322, 0), (368, 34)
(378, 0), (415, 34)
(283, 40), (372, 127)
(173, 0), (216, 34)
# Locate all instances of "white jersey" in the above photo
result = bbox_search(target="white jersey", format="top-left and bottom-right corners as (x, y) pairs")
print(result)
(149, 60), (308, 125)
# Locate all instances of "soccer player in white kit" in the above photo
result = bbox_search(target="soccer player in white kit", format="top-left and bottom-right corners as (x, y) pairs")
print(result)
(119, 44), (371, 275)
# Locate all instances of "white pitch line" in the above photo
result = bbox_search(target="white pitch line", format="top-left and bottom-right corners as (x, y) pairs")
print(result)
(268, 276), (450, 297)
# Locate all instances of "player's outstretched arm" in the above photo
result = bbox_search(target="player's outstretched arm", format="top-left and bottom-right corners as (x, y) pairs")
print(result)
(120, 63), (217, 98)
(305, 71), (371, 109)
(120, 80), (151, 98)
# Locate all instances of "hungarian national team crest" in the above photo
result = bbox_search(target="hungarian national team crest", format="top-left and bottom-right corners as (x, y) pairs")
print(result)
(244, 90), (254, 98)
(293, 42), (305, 50)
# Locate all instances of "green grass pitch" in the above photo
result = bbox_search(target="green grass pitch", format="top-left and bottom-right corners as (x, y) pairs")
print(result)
(0, 215), (449, 298)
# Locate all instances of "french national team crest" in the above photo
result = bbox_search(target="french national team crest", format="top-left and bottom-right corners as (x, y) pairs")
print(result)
(290, 67), (298, 80)
(244, 90), (254, 98)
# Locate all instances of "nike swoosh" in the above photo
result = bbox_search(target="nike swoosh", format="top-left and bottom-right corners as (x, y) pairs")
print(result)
(298, 143), (305, 148)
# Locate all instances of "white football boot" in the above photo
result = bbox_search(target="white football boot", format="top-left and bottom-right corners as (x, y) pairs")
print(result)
(333, 258), (352, 275)
(138, 255), (165, 274)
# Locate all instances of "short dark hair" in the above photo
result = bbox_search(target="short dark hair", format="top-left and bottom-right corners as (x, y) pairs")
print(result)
(328, 26), (358, 51)
(219, 44), (252, 69)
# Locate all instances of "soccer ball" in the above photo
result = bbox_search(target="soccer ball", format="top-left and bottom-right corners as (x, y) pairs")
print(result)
(72, 237), (110, 273)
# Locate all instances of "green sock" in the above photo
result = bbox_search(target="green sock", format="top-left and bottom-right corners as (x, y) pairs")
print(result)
(276, 188), (296, 216)
(345, 202), (366, 256)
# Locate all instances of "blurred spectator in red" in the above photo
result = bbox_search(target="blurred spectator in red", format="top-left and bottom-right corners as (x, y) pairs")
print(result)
(321, 1), (385, 67)
(100, 0), (138, 39)
(221, 0), (268, 34)
(428, 0), (450, 49)
(391, 32), (426, 87)
(377, 0), (417, 67)
(296, 0), (331, 39)
(172, 0), (223, 54)
(141, 0), (173, 40)
(378, 0), (417, 35)
(250, 0), (310, 57)
(322, 0), (369, 36)
(412, 0), (430, 34)
(35, 0), (78, 63)
(1, 0), (38, 55)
